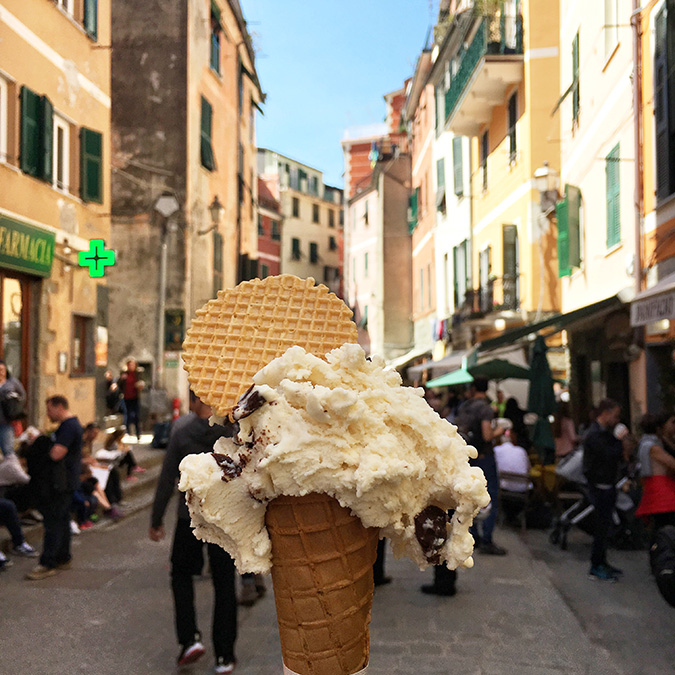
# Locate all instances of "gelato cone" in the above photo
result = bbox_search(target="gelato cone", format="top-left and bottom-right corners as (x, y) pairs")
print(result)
(266, 493), (378, 675)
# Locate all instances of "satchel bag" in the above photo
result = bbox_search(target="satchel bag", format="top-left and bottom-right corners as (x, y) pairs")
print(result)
(1, 389), (25, 421)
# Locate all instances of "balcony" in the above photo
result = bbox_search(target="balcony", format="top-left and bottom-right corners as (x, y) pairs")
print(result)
(454, 275), (520, 324)
(444, 15), (524, 137)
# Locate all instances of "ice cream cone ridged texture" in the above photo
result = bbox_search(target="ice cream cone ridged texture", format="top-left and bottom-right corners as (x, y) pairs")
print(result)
(178, 343), (490, 574)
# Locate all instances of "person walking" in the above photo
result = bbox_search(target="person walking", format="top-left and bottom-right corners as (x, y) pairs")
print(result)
(0, 361), (26, 457)
(582, 398), (627, 582)
(457, 377), (508, 556)
(118, 359), (144, 439)
(26, 395), (83, 580)
(0, 496), (39, 557)
(149, 392), (237, 673)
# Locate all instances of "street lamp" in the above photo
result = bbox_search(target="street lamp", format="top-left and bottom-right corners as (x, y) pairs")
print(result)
(153, 192), (180, 388)
(533, 161), (560, 214)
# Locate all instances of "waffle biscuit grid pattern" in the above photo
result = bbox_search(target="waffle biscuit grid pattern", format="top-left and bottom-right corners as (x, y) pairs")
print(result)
(266, 493), (378, 675)
(182, 276), (357, 416)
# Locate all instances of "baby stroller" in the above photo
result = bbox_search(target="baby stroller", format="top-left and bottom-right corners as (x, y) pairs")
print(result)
(549, 448), (637, 550)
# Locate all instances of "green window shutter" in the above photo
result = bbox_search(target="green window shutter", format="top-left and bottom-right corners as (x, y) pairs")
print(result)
(213, 230), (223, 296)
(80, 127), (103, 203)
(20, 87), (40, 177)
(566, 184), (581, 268)
(453, 136), (463, 196)
(572, 31), (580, 124)
(436, 158), (445, 191)
(556, 196), (570, 277)
(40, 96), (54, 184)
(200, 97), (216, 171)
(606, 144), (620, 248)
(83, 0), (98, 40)
(408, 189), (418, 233)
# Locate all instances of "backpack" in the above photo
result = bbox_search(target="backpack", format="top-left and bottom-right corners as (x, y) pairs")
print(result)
(650, 525), (675, 607)
(1, 389), (25, 421)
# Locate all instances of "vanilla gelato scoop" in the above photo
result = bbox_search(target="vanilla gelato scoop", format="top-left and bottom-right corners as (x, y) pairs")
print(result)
(178, 344), (489, 573)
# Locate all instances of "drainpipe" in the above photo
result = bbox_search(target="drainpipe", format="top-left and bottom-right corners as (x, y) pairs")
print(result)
(631, 2), (644, 296)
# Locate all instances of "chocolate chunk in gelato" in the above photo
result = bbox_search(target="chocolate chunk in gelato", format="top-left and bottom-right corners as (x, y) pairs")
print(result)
(414, 506), (449, 565)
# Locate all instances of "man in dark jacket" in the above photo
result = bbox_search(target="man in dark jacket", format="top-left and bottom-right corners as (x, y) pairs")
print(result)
(582, 397), (625, 582)
(149, 392), (237, 673)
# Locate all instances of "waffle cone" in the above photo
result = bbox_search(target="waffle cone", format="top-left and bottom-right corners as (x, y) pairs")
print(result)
(182, 275), (357, 416)
(265, 494), (379, 675)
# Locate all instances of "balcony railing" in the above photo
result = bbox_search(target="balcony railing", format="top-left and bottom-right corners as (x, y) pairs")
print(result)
(445, 14), (523, 126)
(456, 275), (519, 321)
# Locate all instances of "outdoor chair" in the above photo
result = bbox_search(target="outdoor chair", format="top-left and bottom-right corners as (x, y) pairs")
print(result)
(498, 470), (533, 531)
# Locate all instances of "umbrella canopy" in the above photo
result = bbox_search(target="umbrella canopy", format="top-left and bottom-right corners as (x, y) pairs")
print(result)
(527, 336), (557, 416)
(426, 368), (474, 388)
(468, 359), (531, 381)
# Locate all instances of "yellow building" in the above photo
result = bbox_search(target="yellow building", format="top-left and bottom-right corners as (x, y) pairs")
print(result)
(443, 0), (561, 347)
(0, 0), (111, 425)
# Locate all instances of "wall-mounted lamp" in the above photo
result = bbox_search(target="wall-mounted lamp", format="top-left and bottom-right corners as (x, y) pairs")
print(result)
(533, 161), (560, 214)
(198, 195), (224, 236)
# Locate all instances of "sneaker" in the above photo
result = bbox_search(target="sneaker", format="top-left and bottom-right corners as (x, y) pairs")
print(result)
(420, 583), (456, 597)
(132, 465), (146, 473)
(588, 565), (619, 582)
(374, 576), (393, 587)
(479, 542), (507, 556)
(214, 657), (235, 674)
(106, 505), (124, 521)
(79, 521), (94, 530)
(12, 542), (39, 557)
(22, 509), (43, 523)
(70, 520), (81, 535)
(605, 563), (624, 576)
(177, 641), (205, 666)
(55, 559), (72, 570)
(25, 564), (57, 580)
(0, 553), (13, 571)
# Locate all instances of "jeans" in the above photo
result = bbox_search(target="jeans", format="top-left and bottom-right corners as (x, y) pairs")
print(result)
(0, 496), (24, 547)
(171, 518), (237, 662)
(0, 423), (15, 456)
(124, 398), (141, 438)
(72, 490), (99, 524)
(589, 485), (616, 568)
(470, 455), (499, 545)
(39, 492), (73, 569)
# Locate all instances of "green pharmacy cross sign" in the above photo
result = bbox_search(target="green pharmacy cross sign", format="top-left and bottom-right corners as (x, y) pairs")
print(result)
(79, 239), (115, 277)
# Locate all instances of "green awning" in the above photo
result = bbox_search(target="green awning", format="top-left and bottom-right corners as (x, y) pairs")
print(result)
(469, 359), (530, 381)
(477, 292), (631, 353)
(426, 368), (474, 388)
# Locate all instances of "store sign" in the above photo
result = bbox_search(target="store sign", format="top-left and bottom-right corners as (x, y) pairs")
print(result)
(631, 290), (675, 326)
(0, 215), (55, 277)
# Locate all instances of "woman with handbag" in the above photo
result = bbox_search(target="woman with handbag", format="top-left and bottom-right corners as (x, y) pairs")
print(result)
(0, 361), (26, 457)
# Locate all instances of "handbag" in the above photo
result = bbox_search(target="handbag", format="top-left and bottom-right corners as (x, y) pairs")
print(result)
(1, 389), (25, 421)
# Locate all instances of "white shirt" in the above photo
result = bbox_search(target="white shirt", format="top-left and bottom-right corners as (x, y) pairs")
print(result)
(494, 441), (532, 492)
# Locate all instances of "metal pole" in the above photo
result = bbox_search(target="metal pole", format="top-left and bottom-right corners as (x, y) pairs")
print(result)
(156, 218), (168, 388)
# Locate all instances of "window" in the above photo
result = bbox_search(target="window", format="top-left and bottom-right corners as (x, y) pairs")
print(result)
(71, 314), (94, 375)
(210, 5), (222, 74)
(408, 188), (419, 233)
(20, 87), (53, 181)
(480, 131), (488, 191)
(309, 176), (319, 195)
(502, 225), (519, 309)
(261, 264), (269, 279)
(329, 209), (335, 228)
(257, 215), (265, 236)
(291, 237), (301, 260)
(312, 203), (319, 224)
(310, 242), (319, 264)
(80, 127), (102, 203)
(604, 0), (619, 57)
(363, 201), (369, 224)
(453, 136), (463, 196)
(0, 275), (29, 384)
(57, 0), (74, 14)
(508, 92), (517, 163)
(479, 246), (492, 313)
(200, 97), (215, 171)
(364, 252), (369, 277)
(453, 240), (469, 308)
(213, 231), (223, 296)
(436, 158), (445, 194)
(83, 0), (98, 40)
(555, 184), (582, 277)
(0, 77), (7, 163)
(292, 197), (299, 218)
(339, 209), (344, 226)
(572, 31), (580, 126)
(298, 168), (308, 191)
(655, 3), (675, 200)
(53, 115), (70, 191)
(606, 143), (620, 248)
(271, 221), (280, 240)
(329, 235), (337, 251)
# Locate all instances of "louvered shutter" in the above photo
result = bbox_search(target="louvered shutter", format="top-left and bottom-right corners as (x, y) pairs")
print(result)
(453, 136), (463, 196)
(566, 184), (581, 268)
(80, 127), (103, 203)
(20, 87), (40, 177)
(606, 144), (620, 248)
(556, 196), (570, 277)
(40, 96), (54, 184)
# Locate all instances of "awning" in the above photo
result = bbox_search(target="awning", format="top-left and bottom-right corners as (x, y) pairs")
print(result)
(407, 350), (469, 378)
(630, 273), (675, 326)
(478, 289), (634, 353)
(387, 346), (432, 370)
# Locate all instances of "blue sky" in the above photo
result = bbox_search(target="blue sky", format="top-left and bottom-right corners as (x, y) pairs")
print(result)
(245, 1), (438, 188)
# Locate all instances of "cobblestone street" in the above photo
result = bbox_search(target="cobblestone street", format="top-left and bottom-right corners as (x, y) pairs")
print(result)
(2, 497), (673, 674)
